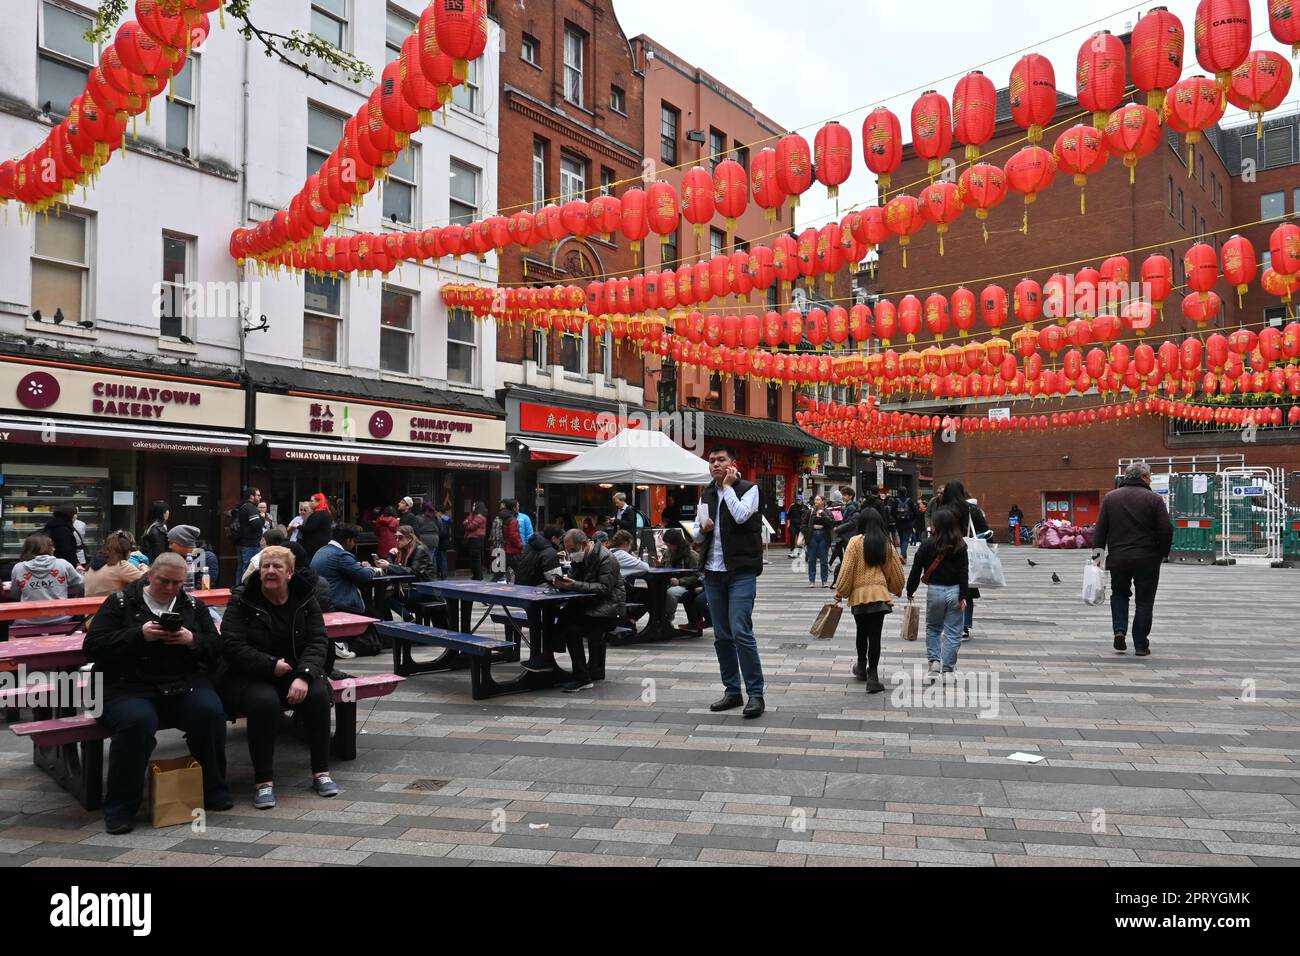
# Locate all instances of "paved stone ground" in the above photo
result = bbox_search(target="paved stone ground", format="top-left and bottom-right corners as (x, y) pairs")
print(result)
(2, 548), (1300, 868)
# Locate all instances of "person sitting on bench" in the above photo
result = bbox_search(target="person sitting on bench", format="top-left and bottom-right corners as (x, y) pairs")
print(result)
(83, 552), (231, 834)
(662, 528), (708, 634)
(515, 526), (563, 588)
(608, 530), (650, 577)
(383, 525), (436, 622)
(219, 546), (337, 810)
(553, 530), (625, 694)
(310, 523), (386, 661)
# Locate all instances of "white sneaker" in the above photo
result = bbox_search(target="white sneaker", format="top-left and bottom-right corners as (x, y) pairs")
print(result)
(809, 582), (817, 589)
(926, 661), (941, 685)
(333, 641), (357, 660)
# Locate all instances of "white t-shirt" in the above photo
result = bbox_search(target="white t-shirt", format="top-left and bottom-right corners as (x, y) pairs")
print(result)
(142, 589), (177, 618)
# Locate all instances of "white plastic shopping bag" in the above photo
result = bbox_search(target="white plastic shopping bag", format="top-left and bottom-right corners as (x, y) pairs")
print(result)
(1082, 561), (1108, 606)
(966, 518), (1005, 589)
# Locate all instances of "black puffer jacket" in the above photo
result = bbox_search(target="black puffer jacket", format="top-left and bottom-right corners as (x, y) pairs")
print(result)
(141, 521), (168, 562)
(83, 578), (222, 701)
(1094, 478), (1174, 572)
(515, 534), (560, 587)
(567, 543), (625, 618)
(388, 543), (436, 583)
(219, 574), (330, 712)
(43, 516), (80, 567)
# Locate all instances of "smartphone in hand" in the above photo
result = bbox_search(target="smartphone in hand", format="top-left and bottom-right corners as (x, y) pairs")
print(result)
(158, 611), (183, 633)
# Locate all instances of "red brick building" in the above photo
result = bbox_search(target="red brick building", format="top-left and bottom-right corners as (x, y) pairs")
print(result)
(871, 87), (1300, 533)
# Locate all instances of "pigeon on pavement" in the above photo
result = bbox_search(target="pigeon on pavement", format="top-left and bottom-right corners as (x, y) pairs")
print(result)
(1051, 573), (1062, 584)
(1027, 559), (1038, 567)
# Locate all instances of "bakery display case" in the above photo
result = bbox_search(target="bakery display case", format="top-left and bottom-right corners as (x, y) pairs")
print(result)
(1, 465), (110, 560)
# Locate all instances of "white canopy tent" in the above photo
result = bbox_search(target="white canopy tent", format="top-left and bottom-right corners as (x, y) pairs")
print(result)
(537, 428), (712, 489)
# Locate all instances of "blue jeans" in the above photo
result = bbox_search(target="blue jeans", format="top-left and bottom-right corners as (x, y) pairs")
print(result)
(1111, 565), (1160, 650)
(435, 550), (449, 579)
(98, 685), (229, 823)
(924, 584), (965, 673)
(807, 531), (830, 584)
(896, 524), (914, 562)
(703, 571), (764, 698)
(236, 546), (259, 584)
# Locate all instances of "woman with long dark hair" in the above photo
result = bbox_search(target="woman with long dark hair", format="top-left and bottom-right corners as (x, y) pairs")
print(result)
(141, 501), (170, 562)
(299, 493), (333, 562)
(940, 480), (989, 641)
(906, 507), (969, 684)
(462, 501), (488, 580)
(802, 495), (835, 589)
(833, 508), (904, 694)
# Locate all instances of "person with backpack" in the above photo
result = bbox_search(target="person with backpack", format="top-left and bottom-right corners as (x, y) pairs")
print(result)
(893, 494), (919, 562)
(828, 488), (861, 583)
(234, 487), (264, 583)
(906, 507), (969, 685)
(834, 508), (904, 694)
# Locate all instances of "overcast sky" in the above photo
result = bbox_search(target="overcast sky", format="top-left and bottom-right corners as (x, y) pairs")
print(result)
(612, 0), (1296, 234)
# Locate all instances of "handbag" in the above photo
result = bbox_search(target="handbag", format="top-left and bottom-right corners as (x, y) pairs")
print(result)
(1082, 561), (1108, 606)
(149, 756), (204, 828)
(966, 517), (1006, 589)
(899, 602), (920, 642)
(810, 601), (842, 640)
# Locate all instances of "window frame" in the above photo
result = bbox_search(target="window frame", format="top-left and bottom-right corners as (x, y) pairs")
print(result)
(735, 143), (750, 173)
(600, 167), (615, 198)
(1177, 188), (1184, 228)
(379, 284), (417, 376)
(1262, 191), (1286, 222)
(600, 328), (614, 381)
(307, 103), (346, 178)
(164, 54), (198, 156)
(610, 84), (625, 116)
(733, 377), (748, 415)
(448, 158), (481, 225)
(521, 33), (540, 67)
(563, 25), (585, 108)
(303, 272), (345, 366)
(38, 0), (98, 116)
(559, 323), (589, 378)
(383, 141), (419, 227)
(1167, 176), (1174, 217)
(446, 307), (479, 387)
(662, 231), (679, 271)
(532, 138), (548, 211)
(159, 231), (194, 340)
(452, 56), (480, 114)
(709, 227), (726, 258)
(31, 207), (93, 325)
(384, 5), (415, 62)
(533, 326), (549, 372)
(767, 383), (781, 420)
(559, 153), (586, 204)
(310, 0), (349, 51)
(709, 128), (726, 172)
(661, 103), (679, 166)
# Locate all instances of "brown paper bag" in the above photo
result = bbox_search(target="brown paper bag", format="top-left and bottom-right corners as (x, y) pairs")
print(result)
(900, 603), (920, 642)
(810, 602), (842, 640)
(149, 756), (204, 828)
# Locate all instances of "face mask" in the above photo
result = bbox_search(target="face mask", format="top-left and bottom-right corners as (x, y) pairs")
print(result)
(567, 550), (586, 563)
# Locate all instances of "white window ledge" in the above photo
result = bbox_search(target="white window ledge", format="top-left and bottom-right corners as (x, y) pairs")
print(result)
(26, 318), (96, 340)
(157, 336), (197, 355)
(302, 360), (345, 375)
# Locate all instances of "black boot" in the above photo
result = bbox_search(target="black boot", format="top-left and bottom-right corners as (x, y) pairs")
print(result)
(865, 668), (885, 694)
(851, 662), (867, 682)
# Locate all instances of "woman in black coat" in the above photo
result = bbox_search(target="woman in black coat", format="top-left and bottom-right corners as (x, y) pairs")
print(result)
(44, 506), (81, 567)
(140, 501), (170, 563)
(219, 546), (337, 808)
(299, 494), (334, 562)
(384, 525), (436, 621)
(940, 481), (989, 641)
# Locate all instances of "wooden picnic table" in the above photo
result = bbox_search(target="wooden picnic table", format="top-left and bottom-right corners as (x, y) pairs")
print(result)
(0, 590), (235, 645)
(400, 580), (596, 696)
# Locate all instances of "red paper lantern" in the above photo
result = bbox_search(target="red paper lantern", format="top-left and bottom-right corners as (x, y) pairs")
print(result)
(1184, 242), (1220, 305)
(925, 294), (952, 342)
(1263, 268), (1298, 306)
(751, 148), (786, 223)
(1103, 104), (1164, 184)
(898, 296), (923, 344)
(1195, 0), (1252, 91)
(919, 181), (963, 255)
(1053, 124), (1108, 215)
(1009, 54), (1057, 143)
(1182, 290), (1223, 324)
(1004, 146), (1057, 233)
(1228, 51), (1294, 138)
(432, 0), (488, 81)
(646, 181), (680, 248)
(957, 164), (1007, 241)
(862, 107), (903, 196)
(813, 121), (853, 202)
(1165, 75), (1226, 173)
(1015, 279), (1043, 326)
(951, 288), (977, 339)
(1131, 7), (1186, 112)
(782, 309), (804, 350)
(380, 61), (421, 142)
(884, 195), (924, 267)
(417, 5), (460, 107)
(980, 285), (1008, 330)
(1142, 254), (1175, 317)
(775, 133), (814, 209)
(911, 91), (953, 179)
(712, 159), (748, 234)
(749, 245), (776, 292)
(875, 300), (898, 346)
(953, 71), (996, 162)
(680, 166), (716, 245)
(1272, 0), (1300, 55)
(849, 304), (873, 345)
(851, 206), (890, 249)
(1221, 235), (1258, 305)
(1077, 31), (1128, 129)
(1271, 222), (1300, 276)
(561, 200), (592, 239)
(617, 187), (649, 255)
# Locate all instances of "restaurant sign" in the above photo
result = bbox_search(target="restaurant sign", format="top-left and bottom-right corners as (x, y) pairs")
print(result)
(519, 402), (641, 441)
(256, 393), (504, 451)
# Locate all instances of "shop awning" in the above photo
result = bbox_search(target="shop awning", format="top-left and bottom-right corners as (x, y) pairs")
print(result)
(511, 436), (593, 462)
(263, 437), (510, 471)
(701, 412), (828, 451)
(0, 416), (250, 457)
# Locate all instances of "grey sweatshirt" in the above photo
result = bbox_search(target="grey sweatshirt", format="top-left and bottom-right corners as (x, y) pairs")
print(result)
(10, 555), (84, 625)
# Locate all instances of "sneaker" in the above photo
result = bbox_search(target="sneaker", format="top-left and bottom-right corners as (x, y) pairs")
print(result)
(1135, 648), (1151, 658)
(312, 774), (339, 798)
(104, 818), (134, 835)
(253, 784), (276, 810)
(333, 641), (357, 660)
(961, 627), (972, 642)
(520, 658), (553, 674)
(808, 582), (817, 589)
(865, 669), (886, 695)
(926, 661), (941, 686)
(561, 680), (595, 693)
(1113, 633), (1127, 652)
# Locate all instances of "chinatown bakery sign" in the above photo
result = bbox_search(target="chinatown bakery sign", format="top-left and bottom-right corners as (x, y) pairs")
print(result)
(256, 393), (505, 459)
(1, 360), (245, 428)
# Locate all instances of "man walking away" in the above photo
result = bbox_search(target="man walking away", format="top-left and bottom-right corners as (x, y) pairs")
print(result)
(693, 446), (766, 719)
(785, 495), (808, 556)
(894, 493), (918, 562)
(235, 487), (264, 583)
(1093, 462), (1173, 658)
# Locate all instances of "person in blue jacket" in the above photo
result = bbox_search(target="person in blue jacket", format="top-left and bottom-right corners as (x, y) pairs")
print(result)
(309, 523), (388, 659)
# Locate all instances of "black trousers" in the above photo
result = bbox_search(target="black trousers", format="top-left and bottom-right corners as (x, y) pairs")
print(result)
(236, 675), (332, 782)
(1111, 564), (1161, 650)
(557, 606), (616, 684)
(466, 539), (484, 580)
(853, 609), (887, 670)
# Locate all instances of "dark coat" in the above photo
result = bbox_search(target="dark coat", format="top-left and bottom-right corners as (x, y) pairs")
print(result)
(516, 534), (560, 587)
(1094, 478), (1174, 572)
(294, 565), (333, 612)
(388, 543), (436, 583)
(803, 507), (836, 539)
(299, 510), (333, 561)
(237, 500), (263, 548)
(219, 574), (330, 713)
(141, 522), (169, 562)
(567, 543), (625, 618)
(44, 516), (80, 567)
(83, 577), (222, 701)
(309, 543), (374, 614)
(665, 546), (701, 590)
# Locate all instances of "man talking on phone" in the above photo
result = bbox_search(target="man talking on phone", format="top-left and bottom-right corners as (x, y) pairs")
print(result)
(693, 446), (766, 718)
(84, 552), (231, 834)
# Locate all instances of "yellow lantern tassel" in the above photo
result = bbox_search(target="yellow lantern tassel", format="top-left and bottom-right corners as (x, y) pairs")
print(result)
(1022, 206), (1029, 236)
(1080, 186), (1086, 217)
(1129, 161), (1136, 186)
(1187, 140), (1194, 176)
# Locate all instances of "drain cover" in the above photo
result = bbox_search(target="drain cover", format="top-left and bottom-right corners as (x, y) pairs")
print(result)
(404, 779), (451, 792)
